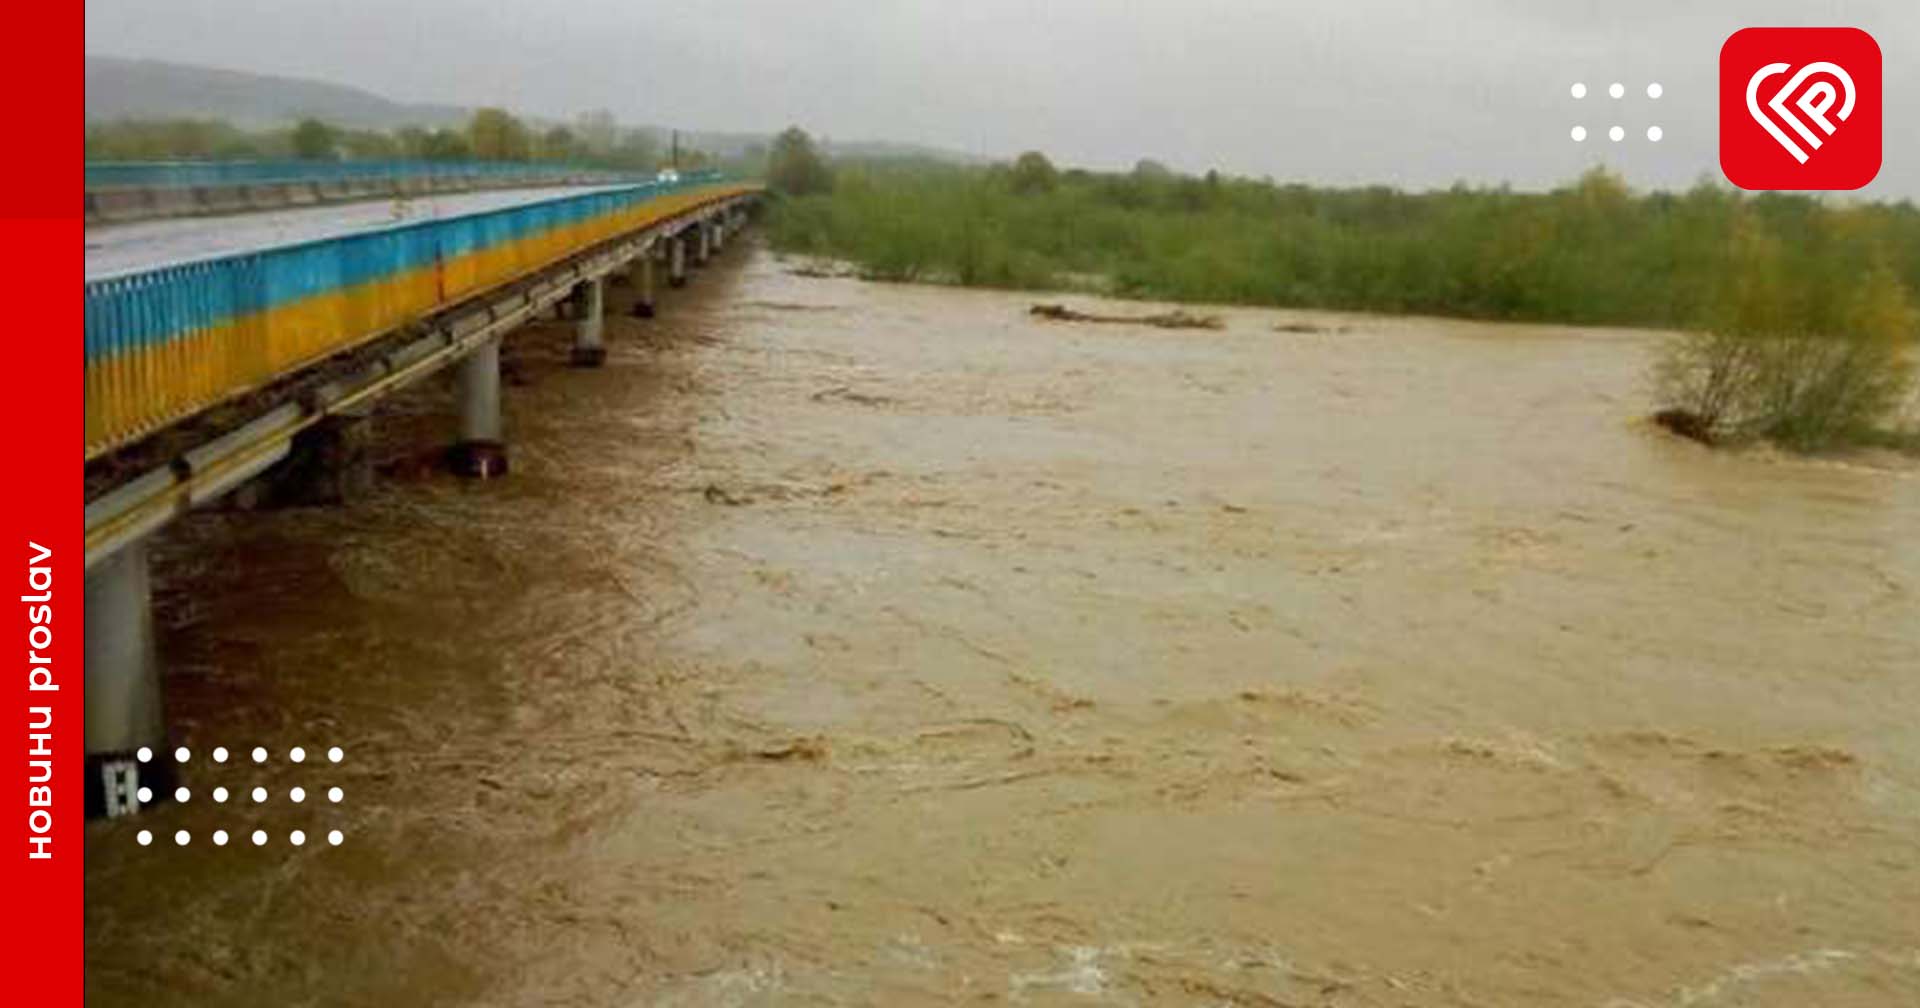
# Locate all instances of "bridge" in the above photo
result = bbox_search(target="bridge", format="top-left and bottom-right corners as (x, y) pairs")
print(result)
(82, 161), (764, 817)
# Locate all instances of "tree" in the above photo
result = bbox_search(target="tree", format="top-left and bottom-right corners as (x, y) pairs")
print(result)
(291, 118), (338, 160)
(339, 129), (398, 159)
(1132, 158), (1173, 179)
(610, 128), (660, 171)
(1008, 150), (1058, 195)
(1655, 208), (1918, 448)
(395, 126), (432, 159)
(576, 109), (618, 159)
(420, 128), (471, 161)
(767, 126), (832, 195)
(467, 107), (531, 161)
(539, 126), (578, 162)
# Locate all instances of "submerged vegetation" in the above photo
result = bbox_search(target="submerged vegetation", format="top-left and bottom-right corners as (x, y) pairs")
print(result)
(1654, 217), (1917, 451)
(765, 143), (1920, 451)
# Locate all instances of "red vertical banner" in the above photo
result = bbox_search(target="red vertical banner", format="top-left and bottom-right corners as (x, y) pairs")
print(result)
(2, 3), (83, 1004)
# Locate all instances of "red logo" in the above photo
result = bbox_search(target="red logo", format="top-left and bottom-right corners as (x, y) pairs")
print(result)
(1720, 27), (1880, 190)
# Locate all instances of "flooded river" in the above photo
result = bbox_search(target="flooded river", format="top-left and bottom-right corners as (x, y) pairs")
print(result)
(86, 241), (1920, 1006)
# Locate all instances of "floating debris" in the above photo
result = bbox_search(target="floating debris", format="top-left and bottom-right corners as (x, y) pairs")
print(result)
(1273, 320), (1351, 334)
(703, 484), (749, 506)
(811, 385), (895, 407)
(1652, 408), (1716, 444)
(1029, 303), (1224, 330)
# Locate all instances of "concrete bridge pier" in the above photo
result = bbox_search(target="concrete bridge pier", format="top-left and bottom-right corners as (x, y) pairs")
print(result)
(569, 277), (606, 367)
(84, 541), (172, 819)
(669, 236), (688, 288)
(630, 249), (657, 318)
(712, 216), (727, 253)
(448, 336), (507, 477)
(270, 410), (376, 505)
(695, 223), (712, 267)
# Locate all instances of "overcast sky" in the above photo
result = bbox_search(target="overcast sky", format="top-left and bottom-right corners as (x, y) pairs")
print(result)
(86, 0), (1916, 199)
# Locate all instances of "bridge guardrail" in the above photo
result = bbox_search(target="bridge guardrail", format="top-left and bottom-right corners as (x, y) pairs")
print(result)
(85, 158), (646, 190)
(85, 169), (752, 459)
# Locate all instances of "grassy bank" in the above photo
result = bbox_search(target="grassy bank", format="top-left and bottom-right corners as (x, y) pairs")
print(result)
(766, 161), (1920, 450)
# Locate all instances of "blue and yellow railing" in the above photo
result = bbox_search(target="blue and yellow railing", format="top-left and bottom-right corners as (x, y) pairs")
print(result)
(85, 158), (636, 190)
(85, 170), (756, 458)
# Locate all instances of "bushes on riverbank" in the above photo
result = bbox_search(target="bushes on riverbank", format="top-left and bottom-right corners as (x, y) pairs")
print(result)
(765, 160), (1920, 451)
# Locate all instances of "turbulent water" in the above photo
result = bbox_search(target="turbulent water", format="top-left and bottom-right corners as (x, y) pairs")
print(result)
(86, 242), (1920, 1006)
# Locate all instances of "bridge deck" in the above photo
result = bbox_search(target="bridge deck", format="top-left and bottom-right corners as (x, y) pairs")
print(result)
(85, 183), (636, 281)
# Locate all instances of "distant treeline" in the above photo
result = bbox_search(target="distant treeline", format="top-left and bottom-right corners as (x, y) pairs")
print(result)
(84, 109), (748, 172)
(764, 157), (1920, 332)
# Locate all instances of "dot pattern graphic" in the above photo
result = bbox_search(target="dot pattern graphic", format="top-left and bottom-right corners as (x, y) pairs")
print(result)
(129, 744), (350, 847)
(1567, 80), (1663, 143)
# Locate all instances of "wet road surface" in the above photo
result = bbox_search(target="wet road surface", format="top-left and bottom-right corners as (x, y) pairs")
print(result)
(86, 241), (1920, 1006)
(85, 183), (635, 278)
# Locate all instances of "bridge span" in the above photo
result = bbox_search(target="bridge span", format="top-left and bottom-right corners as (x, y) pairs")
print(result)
(82, 166), (763, 817)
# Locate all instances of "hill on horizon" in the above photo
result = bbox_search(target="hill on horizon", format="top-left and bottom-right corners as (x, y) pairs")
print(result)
(85, 54), (985, 164)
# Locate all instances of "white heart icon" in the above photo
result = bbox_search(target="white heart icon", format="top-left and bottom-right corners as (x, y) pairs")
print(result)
(1746, 61), (1857, 164)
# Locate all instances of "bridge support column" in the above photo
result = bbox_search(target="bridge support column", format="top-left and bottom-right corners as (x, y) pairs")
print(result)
(669, 236), (687, 288)
(569, 277), (606, 367)
(85, 541), (171, 819)
(695, 223), (711, 267)
(630, 250), (656, 318)
(712, 217), (726, 253)
(448, 336), (507, 478)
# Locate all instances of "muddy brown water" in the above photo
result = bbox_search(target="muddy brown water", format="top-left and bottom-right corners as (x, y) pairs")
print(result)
(86, 243), (1920, 1007)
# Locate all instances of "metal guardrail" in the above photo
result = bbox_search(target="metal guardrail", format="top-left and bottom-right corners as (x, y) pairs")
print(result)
(84, 158), (654, 190)
(84, 170), (747, 459)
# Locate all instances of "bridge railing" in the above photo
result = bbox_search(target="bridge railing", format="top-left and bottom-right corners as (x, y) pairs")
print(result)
(85, 170), (751, 459)
(84, 158), (651, 190)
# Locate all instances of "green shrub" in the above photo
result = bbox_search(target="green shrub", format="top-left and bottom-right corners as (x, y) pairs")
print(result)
(1654, 216), (1916, 450)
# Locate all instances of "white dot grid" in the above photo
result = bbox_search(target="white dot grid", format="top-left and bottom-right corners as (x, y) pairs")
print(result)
(129, 743), (350, 847)
(1569, 81), (1662, 143)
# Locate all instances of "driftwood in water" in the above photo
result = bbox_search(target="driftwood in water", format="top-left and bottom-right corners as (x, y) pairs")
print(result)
(1029, 303), (1224, 330)
(1652, 408), (1716, 444)
(1273, 320), (1351, 334)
